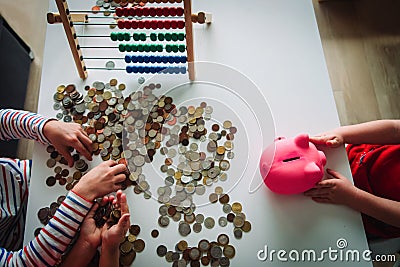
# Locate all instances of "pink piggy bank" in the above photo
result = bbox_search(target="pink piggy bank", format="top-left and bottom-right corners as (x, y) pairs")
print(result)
(259, 133), (326, 194)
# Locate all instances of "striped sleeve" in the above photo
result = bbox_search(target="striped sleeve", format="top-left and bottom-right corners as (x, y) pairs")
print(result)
(0, 109), (51, 145)
(0, 190), (93, 267)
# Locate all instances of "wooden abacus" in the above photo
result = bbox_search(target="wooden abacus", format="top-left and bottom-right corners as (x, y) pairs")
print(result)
(47, 0), (212, 81)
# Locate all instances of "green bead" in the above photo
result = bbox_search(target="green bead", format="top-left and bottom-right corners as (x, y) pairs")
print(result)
(124, 33), (131, 41)
(110, 32), (118, 41)
(158, 33), (165, 41)
(150, 33), (157, 41)
(178, 33), (185, 41)
(171, 33), (178, 42)
(150, 45), (157, 52)
(144, 45), (150, 52)
(137, 44), (144, 52)
(125, 44), (132, 52)
(157, 45), (163, 52)
(178, 45), (186, 53)
(165, 45), (172, 53)
(131, 44), (138, 52)
(172, 45), (179, 53)
(118, 44), (126, 52)
(117, 33), (125, 41)
(165, 33), (171, 41)
(133, 33), (140, 41)
(140, 33), (146, 41)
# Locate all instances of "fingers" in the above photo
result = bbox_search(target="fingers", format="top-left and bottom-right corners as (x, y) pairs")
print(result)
(326, 139), (340, 148)
(326, 168), (345, 179)
(118, 213), (131, 232)
(309, 136), (327, 145)
(72, 138), (93, 162)
(58, 147), (75, 167)
(304, 187), (332, 197)
(114, 173), (127, 184)
(87, 203), (99, 217)
(111, 163), (128, 175)
(311, 197), (332, 204)
(77, 133), (93, 161)
(117, 191), (129, 215)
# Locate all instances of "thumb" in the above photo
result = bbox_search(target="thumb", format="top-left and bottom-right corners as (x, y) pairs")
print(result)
(326, 168), (344, 179)
(58, 146), (74, 167)
(118, 214), (130, 232)
(87, 203), (99, 218)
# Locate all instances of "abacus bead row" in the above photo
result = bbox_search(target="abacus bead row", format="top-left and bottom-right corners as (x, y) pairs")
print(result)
(115, 7), (184, 17)
(117, 20), (185, 30)
(126, 66), (186, 74)
(114, 0), (183, 3)
(124, 55), (187, 64)
(118, 44), (186, 53)
(110, 32), (185, 42)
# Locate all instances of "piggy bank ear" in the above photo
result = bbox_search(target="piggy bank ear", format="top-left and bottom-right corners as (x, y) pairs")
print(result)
(304, 162), (322, 179)
(294, 134), (309, 148)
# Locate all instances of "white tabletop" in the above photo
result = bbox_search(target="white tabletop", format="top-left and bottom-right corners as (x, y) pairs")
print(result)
(24, 0), (371, 266)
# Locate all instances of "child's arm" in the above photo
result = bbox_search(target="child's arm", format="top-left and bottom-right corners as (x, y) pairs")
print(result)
(310, 120), (400, 147)
(305, 169), (400, 228)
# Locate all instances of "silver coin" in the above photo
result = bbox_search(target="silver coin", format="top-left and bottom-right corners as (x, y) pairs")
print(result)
(222, 203), (232, 214)
(204, 217), (215, 229)
(53, 102), (61, 110)
(195, 184), (206, 195)
(192, 223), (202, 233)
(218, 216), (228, 227)
(178, 222), (191, 236)
(158, 215), (170, 227)
(195, 214), (204, 224)
(133, 155), (145, 167)
(138, 77), (145, 84)
(159, 205), (168, 216)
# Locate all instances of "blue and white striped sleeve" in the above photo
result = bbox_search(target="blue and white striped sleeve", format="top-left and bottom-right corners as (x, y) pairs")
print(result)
(0, 190), (93, 267)
(0, 109), (51, 145)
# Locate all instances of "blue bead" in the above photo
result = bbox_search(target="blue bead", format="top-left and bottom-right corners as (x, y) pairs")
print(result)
(149, 56), (156, 63)
(131, 56), (138, 63)
(170, 56), (176, 64)
(143, 56), (150, 63)
(125, 55), (131, 63)
(180, 67), (187, 74)
(174, 56), (181, 64)
(138, 66), (144, 74)
(144, 66), (150, 73)
(160, 66), (168, 73)
(150, 67), (156, 73)
(137, 56), (144, 63)
(132, 66), (138, 73)
(126, 66), (132, 73)
(181, 56), (187, 63)
(156, 56), (162, 63)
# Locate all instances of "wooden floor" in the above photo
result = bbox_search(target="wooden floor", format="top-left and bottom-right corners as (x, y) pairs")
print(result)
(1, 0), (400, 154)
(313, 0), (400, 125)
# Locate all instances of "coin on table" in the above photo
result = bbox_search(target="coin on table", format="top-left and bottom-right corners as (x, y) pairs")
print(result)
(217, 234), (229, 246)
(219, 194), (230, 205)
(46, 176), (56, 187)
(178, 222), (191, 236)
(231, 202), (242, 213)
(189, 247), (201, 261)
(210, 246), (223, 259)
(204, 217), (215, 229)
(220, 256), (230, 267)
(233, 216), (245, 228)
(227, 213), (235, 222)
(130, 225), (141, 236)
(133, 239), (145, 252)
(120, 239), (133, 254)
(157, 245), (168, 257)
(158, 216), (170, 227)
(192, 222), (202, 233)
(208, 193), (218, 203)
(198, 239), (210, 252)
(119, 250), (136, 266)
(233, 228), (243, 239)
(165, 251), (174, 262)
(177, 240), (188, 251)
(195, 214), (204, 224)
(242, 221), (252, 232)
(218, 217), (228, 227)
(223, 245), (236, 259)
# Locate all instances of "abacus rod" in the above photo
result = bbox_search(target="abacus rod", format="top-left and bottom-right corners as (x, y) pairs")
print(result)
(85, 67), (126, 70)
(68, 10), (116, 13)
(83, 57), (125, 59)
(73, 22), (117, 26)
(86, 16), (184, 19)
(79, 46), (119, 48)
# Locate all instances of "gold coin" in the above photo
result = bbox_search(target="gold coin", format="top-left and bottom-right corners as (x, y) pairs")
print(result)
(223, 120), (232, 129)
(223, 245), (236, 259)
(128, 234), (137, 242)
(216, 146), (226, 155)
(177, 240), (188, 251)
(103, 91), (112, 100)
(118, 83), (126, 91)
(110, 79), (118, 86)
(120, 239), (133, 254)
(57, 85), (65, 93)
(231, 202), (242, 213)
(133, 239), (145, 252)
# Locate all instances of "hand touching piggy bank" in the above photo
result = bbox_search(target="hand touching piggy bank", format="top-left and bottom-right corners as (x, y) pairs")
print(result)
(259, 134), (326, 194)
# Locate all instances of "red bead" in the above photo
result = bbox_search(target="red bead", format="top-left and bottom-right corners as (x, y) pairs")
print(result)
(157, 20), (164, 29)
(176, 7), (184, 17)
(150, 20), (158, 30)
(138, 21), (145, 29)
(142, 7), (150, 17)
(164, 20), (171, 29)
(170, 20), (178, 29)
(156, 8), (163, 17)
(116, 7), (123, 17)
(149, 8), (156, 17)
(169, 7), (177, 17)
(131, 20), (138, 29)
(135, 7), (143, 17)
(177, 20), (185, 29)
(117, 20), (125, 29)
(124, 20), (132, 29)
(129, 8), (136, 17)
(123, 8), (130, 17)
(162, 7), (170, 17)
(144, 20), (151, 29)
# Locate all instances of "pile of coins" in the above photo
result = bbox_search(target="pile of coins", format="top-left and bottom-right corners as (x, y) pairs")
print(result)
(119, 224), (146, 266)
(157, 234), (235, 267)
(93, 201), (122, 228)
(35, 195), (66, 236)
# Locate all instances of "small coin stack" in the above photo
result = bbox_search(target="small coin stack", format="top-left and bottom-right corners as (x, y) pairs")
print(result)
(119, 224), (146, 266)
(157, 234), (235, 267)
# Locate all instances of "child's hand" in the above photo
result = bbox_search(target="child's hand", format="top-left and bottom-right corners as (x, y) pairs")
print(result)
(304, 169), (359, 206)
(309, 132), (344, 148)
(101, 190), (130, 249)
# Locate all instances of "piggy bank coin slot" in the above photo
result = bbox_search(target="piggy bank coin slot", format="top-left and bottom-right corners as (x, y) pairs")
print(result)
(282, 156), (300, 162)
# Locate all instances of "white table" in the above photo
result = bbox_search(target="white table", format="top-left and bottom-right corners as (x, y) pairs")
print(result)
(24, 1), (372, 266)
